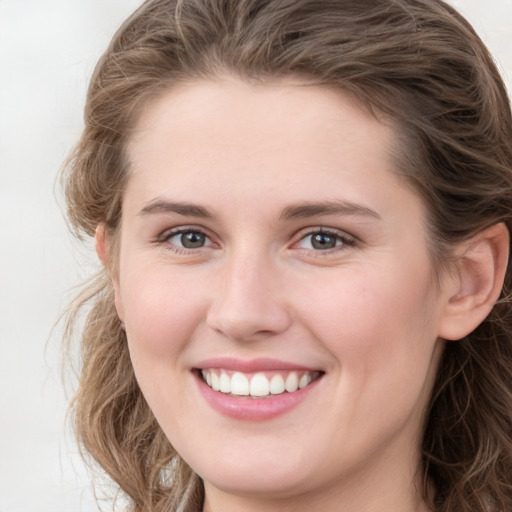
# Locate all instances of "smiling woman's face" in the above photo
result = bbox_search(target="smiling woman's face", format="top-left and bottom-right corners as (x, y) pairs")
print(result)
(112, 78), (452, 510)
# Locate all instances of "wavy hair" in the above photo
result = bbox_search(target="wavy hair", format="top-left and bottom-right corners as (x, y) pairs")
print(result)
(62, 1), (512, 510)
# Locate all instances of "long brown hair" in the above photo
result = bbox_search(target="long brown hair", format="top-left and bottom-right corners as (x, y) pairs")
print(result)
(62, 1), (512, 510)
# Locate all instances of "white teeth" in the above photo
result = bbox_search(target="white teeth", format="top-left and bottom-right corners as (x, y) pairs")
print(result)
(201, 369), (319, 397)
(211, 372), (220, 391)
(219, 373), (231, 393)
(269, 374), (285, 395)
(230, 372), (249, 396)
(250, 373), (270, 396)
(285, 372), (299, 393)
(299, 373), (312, 389)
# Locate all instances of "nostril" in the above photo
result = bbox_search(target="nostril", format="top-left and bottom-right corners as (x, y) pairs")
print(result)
(206, 302), (292, 341)
(206, 260), (292, 340)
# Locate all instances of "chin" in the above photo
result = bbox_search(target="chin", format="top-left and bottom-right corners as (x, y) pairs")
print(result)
(201, 464), (313, 499)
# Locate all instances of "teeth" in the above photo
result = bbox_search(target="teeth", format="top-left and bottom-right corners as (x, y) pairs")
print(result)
(200, 369), (319, 397)
(211, 372), (220, 391)
(299, 373), (312, 389)
(231, 372), (249, 396)
(269, 374), (285, 395)
(219, 372), (231, 393)
(285, 372), (299, 393)
(250, 373), (270, 397)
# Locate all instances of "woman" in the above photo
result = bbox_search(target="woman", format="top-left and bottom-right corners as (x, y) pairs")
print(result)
(62, 0), (512, 511)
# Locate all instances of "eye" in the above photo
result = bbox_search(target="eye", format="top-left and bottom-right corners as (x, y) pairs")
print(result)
(295, 229), (355, 251)
(160, 228), (214, 250)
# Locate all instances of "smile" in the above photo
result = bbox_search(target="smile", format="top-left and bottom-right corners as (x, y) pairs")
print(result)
(200, 369), (322, 398)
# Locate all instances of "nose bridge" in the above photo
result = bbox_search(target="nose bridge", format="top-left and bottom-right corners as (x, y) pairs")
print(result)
(207, 244), (291, 340)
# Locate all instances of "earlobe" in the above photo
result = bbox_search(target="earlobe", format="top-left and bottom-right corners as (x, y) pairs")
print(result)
(438, 223), (509, 341)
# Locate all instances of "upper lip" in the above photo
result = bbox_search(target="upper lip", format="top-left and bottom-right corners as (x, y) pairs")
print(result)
(194, 357), (322, 373)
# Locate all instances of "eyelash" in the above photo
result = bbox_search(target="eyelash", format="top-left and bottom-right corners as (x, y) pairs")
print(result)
(293, 228), (357, 255)
(157, 226), (216, 254)
(156, 226), (357, 255)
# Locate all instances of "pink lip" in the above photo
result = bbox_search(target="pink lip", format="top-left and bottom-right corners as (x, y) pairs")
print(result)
(195, 357), (320, 373)
(193, 367), (323, 422)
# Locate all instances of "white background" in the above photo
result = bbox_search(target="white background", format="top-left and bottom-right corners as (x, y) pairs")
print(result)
(0, 1), (510, 511)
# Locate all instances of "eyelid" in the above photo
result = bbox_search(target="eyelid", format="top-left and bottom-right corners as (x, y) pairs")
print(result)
(291, 227), (357, 252)
(155, 224), (357, 255)
(157, 224), (205, 241)
(156, 225), (218, 251)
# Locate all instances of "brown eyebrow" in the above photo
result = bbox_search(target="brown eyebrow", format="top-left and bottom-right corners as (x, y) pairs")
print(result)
(139, 198), (380, 221)
(280, 200), (381, 220)
(139, 199), (214, 219)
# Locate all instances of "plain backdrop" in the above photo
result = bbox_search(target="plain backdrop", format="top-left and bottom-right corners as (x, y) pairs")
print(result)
(0, 1), (510, 511)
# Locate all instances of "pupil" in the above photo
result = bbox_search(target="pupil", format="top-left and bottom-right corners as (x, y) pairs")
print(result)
(181, 231), (205, 248)
(312, 233), (336, 250)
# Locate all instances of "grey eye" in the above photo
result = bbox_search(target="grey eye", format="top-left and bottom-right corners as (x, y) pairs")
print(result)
(295, 229), (355, 252)
(169, 230), (208, 249)
(310, 232), (338, 250)
(181, 231), (206, 248)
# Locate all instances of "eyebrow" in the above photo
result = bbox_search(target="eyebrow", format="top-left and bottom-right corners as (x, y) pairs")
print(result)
(280, 200), (381, 220)
(139, 199), (214, 219)
(138, 198), (380, 221)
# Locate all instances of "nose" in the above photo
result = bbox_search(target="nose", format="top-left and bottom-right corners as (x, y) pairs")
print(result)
(206, 251), (292, 342)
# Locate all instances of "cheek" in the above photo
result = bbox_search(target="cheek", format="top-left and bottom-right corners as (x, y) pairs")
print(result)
(119, 261), (211, 362)
(297, 261), (440, 388)
(118, 263), (209, 426)
(296, 266), (441, 457)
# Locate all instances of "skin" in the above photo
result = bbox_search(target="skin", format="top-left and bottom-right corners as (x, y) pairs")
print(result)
(102, 78), (508, 512)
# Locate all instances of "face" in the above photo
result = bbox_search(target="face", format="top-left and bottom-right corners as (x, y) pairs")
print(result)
(114, 79), (450, 509)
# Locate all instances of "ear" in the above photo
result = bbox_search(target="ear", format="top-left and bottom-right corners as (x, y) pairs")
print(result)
(95, 224), (125, 322)
(438, 223), (509, 341)
(95, 223), (109, 266)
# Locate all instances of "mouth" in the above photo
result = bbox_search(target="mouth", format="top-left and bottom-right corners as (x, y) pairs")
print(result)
(198, 368), (323, 398)
(193, 358), (325, 420)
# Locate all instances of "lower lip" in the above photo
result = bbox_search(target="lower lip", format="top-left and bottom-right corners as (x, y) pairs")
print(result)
(194, 372), (322, 421)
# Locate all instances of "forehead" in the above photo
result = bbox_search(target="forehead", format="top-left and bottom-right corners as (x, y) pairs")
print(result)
(129, 78), (391, 147)
(125, 78), (403, 208)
